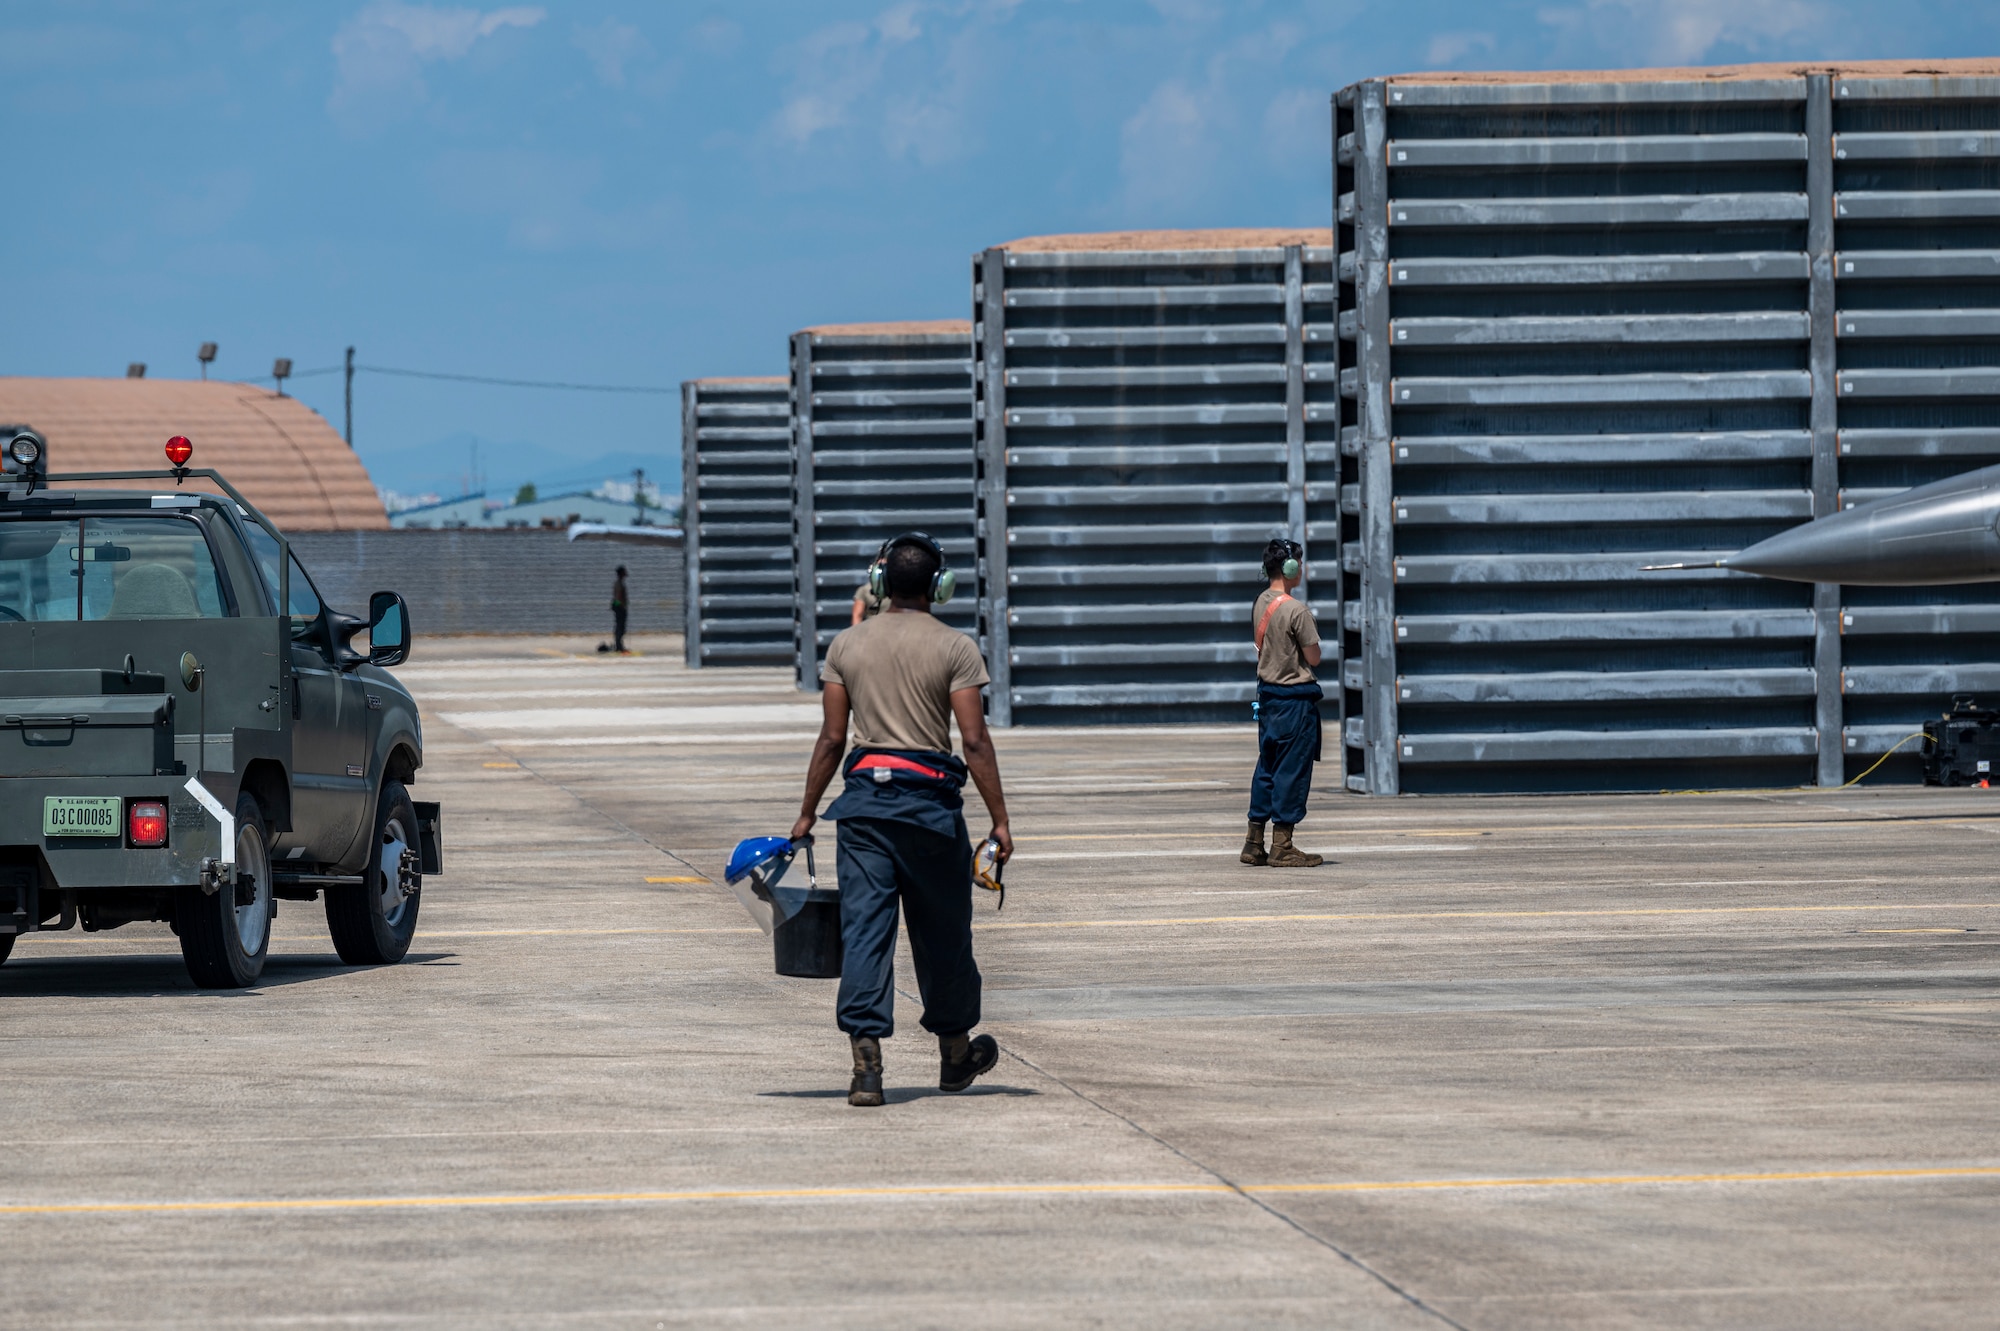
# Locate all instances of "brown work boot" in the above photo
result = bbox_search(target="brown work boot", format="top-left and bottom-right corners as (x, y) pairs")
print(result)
(1268, 823), (1323, 868)
(1239, 820), (1268, 866)
(848, 1035), (884, 1107)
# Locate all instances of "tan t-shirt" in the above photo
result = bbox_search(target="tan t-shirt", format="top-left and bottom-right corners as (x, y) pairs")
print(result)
(1253, 589), (1319, 686)
(821, 611), (990, 752)
(853, 583), (883, 618)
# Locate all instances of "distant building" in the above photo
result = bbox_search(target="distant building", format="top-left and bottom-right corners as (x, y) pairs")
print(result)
(0, 377), (388, 530)
(392, 489), (659, 530)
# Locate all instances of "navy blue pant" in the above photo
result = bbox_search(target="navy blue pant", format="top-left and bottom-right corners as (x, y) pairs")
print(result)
(1248, 694), (1321, 825)
(834, 816), (980, 1040)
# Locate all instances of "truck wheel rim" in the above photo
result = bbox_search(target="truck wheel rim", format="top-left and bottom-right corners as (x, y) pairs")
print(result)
(379, 814), (413, 928)
(234, 821), (271, 954)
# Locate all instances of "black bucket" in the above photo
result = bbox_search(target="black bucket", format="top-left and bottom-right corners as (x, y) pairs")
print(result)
(772, 886), (843, 978)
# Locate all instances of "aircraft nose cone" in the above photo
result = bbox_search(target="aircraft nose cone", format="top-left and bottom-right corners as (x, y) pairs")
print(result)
(1722, 462), (2000, 586)
(1722, 516), (1859, 582)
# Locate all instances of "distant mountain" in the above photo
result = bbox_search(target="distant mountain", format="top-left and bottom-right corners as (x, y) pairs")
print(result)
(356, 430), (678, 501)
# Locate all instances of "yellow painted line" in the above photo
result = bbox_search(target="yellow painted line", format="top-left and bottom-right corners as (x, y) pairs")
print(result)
(974, 902), (2000, 932)
(481, 761), (521, 769)
(645, 876), (710, 884)
(5, 1166), (1995, 1217)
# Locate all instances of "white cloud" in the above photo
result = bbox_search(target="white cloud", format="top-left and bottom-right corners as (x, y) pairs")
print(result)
(329, 2), (544, 127)
(573, 17), (652, 88)
(689, 16), (741, 56)
(767, 4), (994, 164)
(1537, 0), (1822, 64)
(1113, 20), (1314, 215)
(1118, 78), (1217, 211)
(875, 2), (924, 43)
(429, 148), (680, 251)
(1426, 30), (1496, 66)
(1261, 87), (1328, 168)
(771, 20), (881, 147)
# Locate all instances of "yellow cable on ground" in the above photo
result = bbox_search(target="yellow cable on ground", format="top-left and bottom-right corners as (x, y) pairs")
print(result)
(1839, 731), (1930, 788)
(1662, 731), (1930, 797)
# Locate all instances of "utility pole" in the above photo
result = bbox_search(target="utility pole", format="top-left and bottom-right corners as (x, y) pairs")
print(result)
(343, 347), (355, 447)
(633, 466), (647, 525)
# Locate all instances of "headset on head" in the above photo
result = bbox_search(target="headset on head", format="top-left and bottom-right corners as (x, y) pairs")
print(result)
(869, 531), (956, 604)
(1271, 538), (1303, 582)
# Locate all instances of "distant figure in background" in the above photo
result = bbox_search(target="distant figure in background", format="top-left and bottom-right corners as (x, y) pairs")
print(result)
(850, 559), (885, 625)
(611, 565), (629, 654)
(1242, 538), (1324, 869)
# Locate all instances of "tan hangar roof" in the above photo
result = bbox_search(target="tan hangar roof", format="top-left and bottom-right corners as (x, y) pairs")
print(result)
(800, 319), (972, 338)
(1385, 57), (2000, 86)
(0, 377), (388, 531)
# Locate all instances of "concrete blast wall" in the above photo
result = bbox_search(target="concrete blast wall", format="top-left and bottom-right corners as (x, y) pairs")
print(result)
(1335, 68), (2000, 795)
(290, 529), (683, 638)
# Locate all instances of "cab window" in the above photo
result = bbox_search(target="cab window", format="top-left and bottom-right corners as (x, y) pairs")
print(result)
(241, 522), (325, 638)
(0, 516), (228, 621)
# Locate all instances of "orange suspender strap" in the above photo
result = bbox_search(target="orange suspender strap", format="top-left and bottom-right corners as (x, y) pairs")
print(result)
(1255, 593), (1293, 652)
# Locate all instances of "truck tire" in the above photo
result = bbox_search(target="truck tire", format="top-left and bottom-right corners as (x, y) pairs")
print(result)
(326, 780), (421, 965)
(178, 792), (273, 989)
(0, 932), (13, 967)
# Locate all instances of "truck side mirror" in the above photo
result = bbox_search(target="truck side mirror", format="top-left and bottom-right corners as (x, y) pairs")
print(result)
(368, 591), (410, 666)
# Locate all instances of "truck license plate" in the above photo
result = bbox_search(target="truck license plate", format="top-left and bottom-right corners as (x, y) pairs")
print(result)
(44, 796), (121, 837)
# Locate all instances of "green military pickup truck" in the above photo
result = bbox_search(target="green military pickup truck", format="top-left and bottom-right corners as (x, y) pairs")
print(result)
(0, 427), (441, 988)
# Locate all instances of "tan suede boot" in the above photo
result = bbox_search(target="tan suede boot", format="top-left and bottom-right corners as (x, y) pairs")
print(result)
(1239, 820), (1268, 866)
(1268, 823), (1323, 868)
(848, 1035), (884, 1107)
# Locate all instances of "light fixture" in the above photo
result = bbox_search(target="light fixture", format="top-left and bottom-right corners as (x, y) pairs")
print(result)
(126, 363), (146, 379)
(197, 342), (218, 381)
(272, 357), (292, 396)
(165, 435), (193, 467)
(10, 434), (42, 467)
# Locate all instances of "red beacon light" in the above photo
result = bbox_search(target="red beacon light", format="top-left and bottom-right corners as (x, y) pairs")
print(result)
(164, 436), (194, 467)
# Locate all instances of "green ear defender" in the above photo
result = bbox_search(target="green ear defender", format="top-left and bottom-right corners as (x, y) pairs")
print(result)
(1282, 557), (1300, 580)
(872, 532), (955, 604)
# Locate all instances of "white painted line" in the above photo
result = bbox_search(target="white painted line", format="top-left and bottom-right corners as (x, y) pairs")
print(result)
(1018, 845), (1451, 860)
(438, 704), (825, 730)
(481, 731), (824, 747)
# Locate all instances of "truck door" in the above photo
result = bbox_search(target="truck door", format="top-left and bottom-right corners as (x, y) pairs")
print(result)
(289, 630), (369, 863)
(243, 528), (369, 864)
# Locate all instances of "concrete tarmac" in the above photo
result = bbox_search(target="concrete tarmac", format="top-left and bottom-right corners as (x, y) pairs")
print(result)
(4, 633), (1998, 1328)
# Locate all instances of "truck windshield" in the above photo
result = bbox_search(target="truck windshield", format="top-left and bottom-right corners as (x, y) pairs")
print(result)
(0, 515), (228, 622)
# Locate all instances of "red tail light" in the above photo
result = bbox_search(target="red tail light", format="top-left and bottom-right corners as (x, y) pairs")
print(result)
(128, 801), (167, 847)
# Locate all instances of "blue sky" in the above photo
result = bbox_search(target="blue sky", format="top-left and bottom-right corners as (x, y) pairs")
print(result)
(5, 1), (1993, 500)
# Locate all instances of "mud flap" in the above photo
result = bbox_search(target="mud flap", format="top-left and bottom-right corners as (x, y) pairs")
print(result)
(413, 801), (443, 874)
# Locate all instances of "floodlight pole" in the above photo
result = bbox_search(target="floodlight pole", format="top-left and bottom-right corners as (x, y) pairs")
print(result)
(344, 346), (355, 447)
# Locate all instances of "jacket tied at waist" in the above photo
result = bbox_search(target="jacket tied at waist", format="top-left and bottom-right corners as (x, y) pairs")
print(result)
(824, 747), (969, 838)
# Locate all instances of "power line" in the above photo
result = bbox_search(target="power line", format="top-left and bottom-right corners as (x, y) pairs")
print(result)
(359, 364), (677, 394)
(252, 362), (675, 394)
